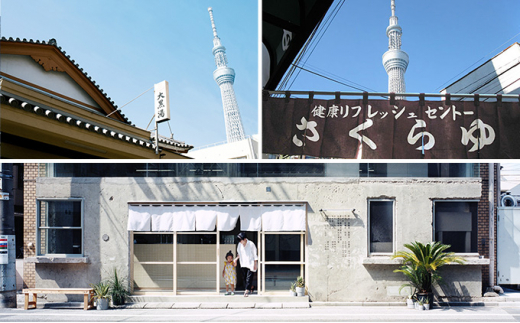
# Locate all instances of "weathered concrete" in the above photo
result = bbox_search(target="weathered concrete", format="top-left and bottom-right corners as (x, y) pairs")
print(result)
(32, 176), (485, 303)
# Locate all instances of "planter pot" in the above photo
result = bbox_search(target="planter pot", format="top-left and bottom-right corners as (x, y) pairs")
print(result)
(415, 303), (424, 311)
(407, 299), (414, 308)
(289, 290), (297, 296)
(416, 292), (434, 309)
(296, 287), (305, 297)
(112, 296), (126, 306)
(96, 298), (109, 310)
(424, 303), (430, 310)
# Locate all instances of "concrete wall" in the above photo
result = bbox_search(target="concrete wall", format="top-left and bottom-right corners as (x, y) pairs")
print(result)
(33, 176), (485, 302)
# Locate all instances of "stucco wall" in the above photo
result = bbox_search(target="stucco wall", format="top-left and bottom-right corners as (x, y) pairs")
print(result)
(1, 54), (101, 108)
(34, 176), (485, 302)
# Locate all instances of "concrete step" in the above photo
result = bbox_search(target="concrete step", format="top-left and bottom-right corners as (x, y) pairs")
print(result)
(128, 294), (309, 303)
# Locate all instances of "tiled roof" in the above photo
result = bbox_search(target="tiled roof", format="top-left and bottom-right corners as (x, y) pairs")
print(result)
(1, 37), (132, 125)
(0, 93), (193, 153)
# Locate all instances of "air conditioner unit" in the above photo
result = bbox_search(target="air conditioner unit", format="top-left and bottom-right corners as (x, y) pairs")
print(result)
(501, 192), (520, 207)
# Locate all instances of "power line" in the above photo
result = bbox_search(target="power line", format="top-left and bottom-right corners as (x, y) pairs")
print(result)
(278, 0), (346, 91)
(106, 86), (154, 118)
(290, 63), (379, 94)
(284, 0), (347, 90)
(305, 63), (378, 92)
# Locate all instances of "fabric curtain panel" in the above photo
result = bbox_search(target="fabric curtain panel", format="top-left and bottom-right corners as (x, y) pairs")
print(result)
(127, 205), (151, 231)
(216, 206), (240, 231)
(239, 205), (263, 231)
(171, 206), (196, 231)
(280, 205), (306, 231)
(128, 204), (306, 232)
(194, 207), (218, 231)
(151, 205), (174, 231)
(262, 205), (306, 231)
(261, 206), (284, 231)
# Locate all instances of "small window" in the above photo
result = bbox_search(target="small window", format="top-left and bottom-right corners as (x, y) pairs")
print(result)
(434, 201), (478, 253)
(369, 200), (394, 253)
(37, 199), (83, 256)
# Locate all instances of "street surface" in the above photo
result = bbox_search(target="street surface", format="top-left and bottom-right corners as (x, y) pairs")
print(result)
(1, 306), (520, 322)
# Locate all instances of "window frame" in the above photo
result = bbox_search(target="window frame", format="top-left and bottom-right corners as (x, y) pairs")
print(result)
(260, 231), (306, 294)
(367, 199), (395, 256)
(432, 199), (479, 254)
(36, 198), (84, 257)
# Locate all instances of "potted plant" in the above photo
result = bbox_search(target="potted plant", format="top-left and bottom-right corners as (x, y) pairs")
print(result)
(415, 298), (424, 311)
(295, 276), (305, 297)
(406, 294), (415, 309)
(109, 268), (129, 306)
(392, 241), (465, 308)
(423, 296), (430, 310)
(289, 282), (297, 296)
(91, 282), (111, 310)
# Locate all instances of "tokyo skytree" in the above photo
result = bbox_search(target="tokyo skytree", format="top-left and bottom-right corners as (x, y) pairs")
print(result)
(208, 7), (245, 143)
(382, 0), (409, 95)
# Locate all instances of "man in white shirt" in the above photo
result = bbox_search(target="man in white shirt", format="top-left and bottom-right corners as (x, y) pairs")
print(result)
(234, 232), (258, 297)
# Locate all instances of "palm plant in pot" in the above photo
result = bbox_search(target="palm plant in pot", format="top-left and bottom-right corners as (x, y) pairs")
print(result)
(295, 276), (305, 297)
(91, 281), (111, 310)
(109, 268), (130, 306)
(392, 241), (465, 307)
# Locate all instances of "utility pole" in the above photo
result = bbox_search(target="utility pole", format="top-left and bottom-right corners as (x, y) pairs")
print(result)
(0, 163), (16, 308)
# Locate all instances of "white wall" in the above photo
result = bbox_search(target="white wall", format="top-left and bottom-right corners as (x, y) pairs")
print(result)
(1, 54), (101, 108)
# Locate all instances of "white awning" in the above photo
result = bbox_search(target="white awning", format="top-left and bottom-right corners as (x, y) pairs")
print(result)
(194, 207), (218, 231)
(239, 205), (263, 231)
(171, 206), (196, 231)
(128, 204), (306, 232)
(262, 205), (306, 231)
(127, 205), (151, 231)
(216, 206), (240, 231)
(151, 205), (173, 231)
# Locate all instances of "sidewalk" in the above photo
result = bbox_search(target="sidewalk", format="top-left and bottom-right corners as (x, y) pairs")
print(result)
(15, 289), (520, 310)
(3, 303), (520, 322)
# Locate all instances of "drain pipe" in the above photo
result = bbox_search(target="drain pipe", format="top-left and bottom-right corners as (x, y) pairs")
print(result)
(489, 163), (496, 288)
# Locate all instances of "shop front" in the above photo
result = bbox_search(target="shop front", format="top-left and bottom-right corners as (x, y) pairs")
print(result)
(127, 203), (307, 295)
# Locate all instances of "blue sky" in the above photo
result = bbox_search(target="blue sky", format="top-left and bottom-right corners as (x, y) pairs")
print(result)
(1, 0), (258, 149)
(282, 0), (520, 98)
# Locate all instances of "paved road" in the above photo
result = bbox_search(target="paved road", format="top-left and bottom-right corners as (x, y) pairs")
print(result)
(2, 306), (520, 322)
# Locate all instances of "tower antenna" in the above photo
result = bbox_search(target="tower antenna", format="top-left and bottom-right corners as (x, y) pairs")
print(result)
(208, 7), (246, 143)
(382, 0), (409, 97)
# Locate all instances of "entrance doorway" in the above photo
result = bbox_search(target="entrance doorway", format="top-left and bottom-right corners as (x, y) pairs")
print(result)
(129, 203), (306, 295)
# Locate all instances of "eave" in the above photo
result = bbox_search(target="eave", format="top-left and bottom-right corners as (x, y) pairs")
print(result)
(1, 80), (193, 159)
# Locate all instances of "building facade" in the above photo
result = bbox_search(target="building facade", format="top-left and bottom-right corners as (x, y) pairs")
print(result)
(21, 163), (496, 302)
(441, 42), (520, 99)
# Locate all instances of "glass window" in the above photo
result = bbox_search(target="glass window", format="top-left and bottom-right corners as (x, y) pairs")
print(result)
(265, 264), (301, 291)
(263, 233), (304, 293)
(265, 234), (302, 262)
(434, 201), (478, 253)
(37, 199), (82, 256)
(133, 233), (174, 292)
(47, 163), (479, 178)
(369, 200), (394, 254)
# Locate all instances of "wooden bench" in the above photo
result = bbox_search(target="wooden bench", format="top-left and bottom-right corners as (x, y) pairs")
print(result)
(23, 288), (95, 310)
